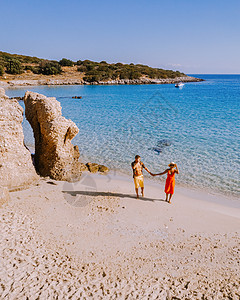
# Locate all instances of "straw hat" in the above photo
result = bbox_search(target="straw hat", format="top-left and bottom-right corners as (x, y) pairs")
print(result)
(168, 162), (175, 167)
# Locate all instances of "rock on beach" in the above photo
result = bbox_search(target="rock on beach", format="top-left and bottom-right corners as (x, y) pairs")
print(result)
(0, 88), (39, 191)
(23, 91), (83, 181)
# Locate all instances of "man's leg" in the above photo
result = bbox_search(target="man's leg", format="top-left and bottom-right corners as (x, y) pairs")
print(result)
(134, 177), (139, 198)
(141, 187), (144, 197)
(168, 194), (173, 204)
(135, 188), (139, 198)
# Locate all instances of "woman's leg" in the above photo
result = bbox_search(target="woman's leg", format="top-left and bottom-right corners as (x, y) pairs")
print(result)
(165, 193), (168, 201)
(168, 193), (173, 203)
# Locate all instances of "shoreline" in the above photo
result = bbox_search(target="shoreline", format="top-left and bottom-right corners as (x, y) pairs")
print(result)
(15, 143), (240, 201)
(98, 170), (240, 206)
(6, 170), (240, 250)
(0, 75), (203, 88)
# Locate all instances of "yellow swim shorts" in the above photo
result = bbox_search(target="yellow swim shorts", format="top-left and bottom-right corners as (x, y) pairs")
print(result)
(134, 175), (144, 188)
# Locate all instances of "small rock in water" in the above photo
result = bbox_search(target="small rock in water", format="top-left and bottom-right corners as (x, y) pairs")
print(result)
(72, 96), (82, 99)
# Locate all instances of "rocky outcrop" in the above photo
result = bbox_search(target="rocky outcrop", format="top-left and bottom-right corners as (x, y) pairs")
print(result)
(86, 163), (99, 173)
(86, 163), (109, 173)
(86, 162), (109, 173)
(0, 186), (9, 207)
(0, 75), (204, 88)
(96, 76), (204, 85)
(98, 165), (109, 173)
(0, 88), (39, 191)
(23, 91), (84, 181)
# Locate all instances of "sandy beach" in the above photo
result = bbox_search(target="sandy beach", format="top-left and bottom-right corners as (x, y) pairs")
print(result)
(1, 171), (239, 299)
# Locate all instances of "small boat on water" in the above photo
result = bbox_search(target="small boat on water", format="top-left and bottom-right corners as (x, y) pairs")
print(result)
(175, 82), (184, 88)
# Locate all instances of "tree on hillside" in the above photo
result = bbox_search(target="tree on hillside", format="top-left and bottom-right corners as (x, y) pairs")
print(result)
(0, 65), (4, 76)
(39, 60), (62, 75)
(5, 59), (23, 74)
(59, 58), (74, 67)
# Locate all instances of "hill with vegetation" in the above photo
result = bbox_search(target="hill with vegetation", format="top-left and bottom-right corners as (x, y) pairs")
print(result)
(0, 51), (187, 83)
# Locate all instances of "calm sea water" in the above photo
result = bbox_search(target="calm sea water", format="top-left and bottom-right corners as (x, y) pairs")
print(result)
(5, 75), (240, 197)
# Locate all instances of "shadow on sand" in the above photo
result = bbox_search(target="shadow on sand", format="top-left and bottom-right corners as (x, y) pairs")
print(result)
(62, 190), (166, 203)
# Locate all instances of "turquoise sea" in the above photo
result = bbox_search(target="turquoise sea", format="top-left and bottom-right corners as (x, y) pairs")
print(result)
(5, 75), (240, 198)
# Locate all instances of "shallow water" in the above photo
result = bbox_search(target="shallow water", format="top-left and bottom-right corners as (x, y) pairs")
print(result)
(5, 75), (240, 197)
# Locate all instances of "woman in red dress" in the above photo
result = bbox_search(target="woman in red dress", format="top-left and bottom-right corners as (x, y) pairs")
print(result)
(153, 162), (179, 204)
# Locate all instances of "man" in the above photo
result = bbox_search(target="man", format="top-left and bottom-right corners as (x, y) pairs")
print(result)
(131, 155), (152, 198)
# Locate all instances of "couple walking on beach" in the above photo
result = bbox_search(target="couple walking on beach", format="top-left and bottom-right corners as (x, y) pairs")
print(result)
(131, 155), (179, 203)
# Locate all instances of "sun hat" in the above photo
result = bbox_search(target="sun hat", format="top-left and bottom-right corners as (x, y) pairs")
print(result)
(168, 162), (175, 167)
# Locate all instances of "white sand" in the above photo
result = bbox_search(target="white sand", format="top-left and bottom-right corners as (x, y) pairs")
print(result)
(0, 171), (239, 299)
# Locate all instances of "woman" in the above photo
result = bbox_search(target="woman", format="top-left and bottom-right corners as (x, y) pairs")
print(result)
(152, 162), (179, 204)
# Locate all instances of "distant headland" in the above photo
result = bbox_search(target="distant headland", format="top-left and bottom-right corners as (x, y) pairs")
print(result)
(0, 51), (203, 87)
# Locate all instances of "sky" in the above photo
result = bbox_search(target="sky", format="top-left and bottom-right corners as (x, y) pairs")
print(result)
(0, 0), (240, 74)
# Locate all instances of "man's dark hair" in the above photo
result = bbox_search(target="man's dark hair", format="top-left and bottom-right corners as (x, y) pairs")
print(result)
(135, 155), (140, 159)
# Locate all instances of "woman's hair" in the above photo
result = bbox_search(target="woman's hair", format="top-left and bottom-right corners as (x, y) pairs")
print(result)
(135, 155), (140, 159)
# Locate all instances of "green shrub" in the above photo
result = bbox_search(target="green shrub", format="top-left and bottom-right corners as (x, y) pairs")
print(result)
(59, 58), (74, 67)
(82, 60), (94, 66)
(77, 65), (87, 72)
(86, 64), (95, 71)
(83, 74), (100, 82)
(39, 61), (62, 75)
(24, 65), (37, 72)
(129, 71), (141, 80)
(119, 71), (129, 79)
(32, 66), (42, 74)
(0, 65), (4, 76)
(5, 59), (23, 74)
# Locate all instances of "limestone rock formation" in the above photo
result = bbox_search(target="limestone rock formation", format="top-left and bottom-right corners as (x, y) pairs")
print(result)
(86, 162), (109, 173)
(23, 91), (82, 181)
(86, 163), (99, 173)
(79, 163), (88, 172)
(0, 88), (39, 190)
(0, 186), (10, 207)
(98, 165), (109, 173)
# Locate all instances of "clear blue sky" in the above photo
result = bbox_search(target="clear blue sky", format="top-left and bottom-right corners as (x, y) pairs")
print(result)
(1, 0), (239, 74)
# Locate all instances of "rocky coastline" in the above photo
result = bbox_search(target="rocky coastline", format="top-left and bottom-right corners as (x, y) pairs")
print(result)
(0, 87), (108, 198)
(0, 75), (203, 87)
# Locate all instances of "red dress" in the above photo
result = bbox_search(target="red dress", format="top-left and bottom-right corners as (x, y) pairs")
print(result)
(165, 170), (175, 194)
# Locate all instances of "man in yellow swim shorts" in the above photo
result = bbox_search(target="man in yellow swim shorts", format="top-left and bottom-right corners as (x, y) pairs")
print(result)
(131, 155), (152, 198)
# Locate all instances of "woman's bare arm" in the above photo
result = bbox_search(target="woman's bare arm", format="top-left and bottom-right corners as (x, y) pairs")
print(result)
(153, 169), (169, 176)
(175, 164), (179, 174)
